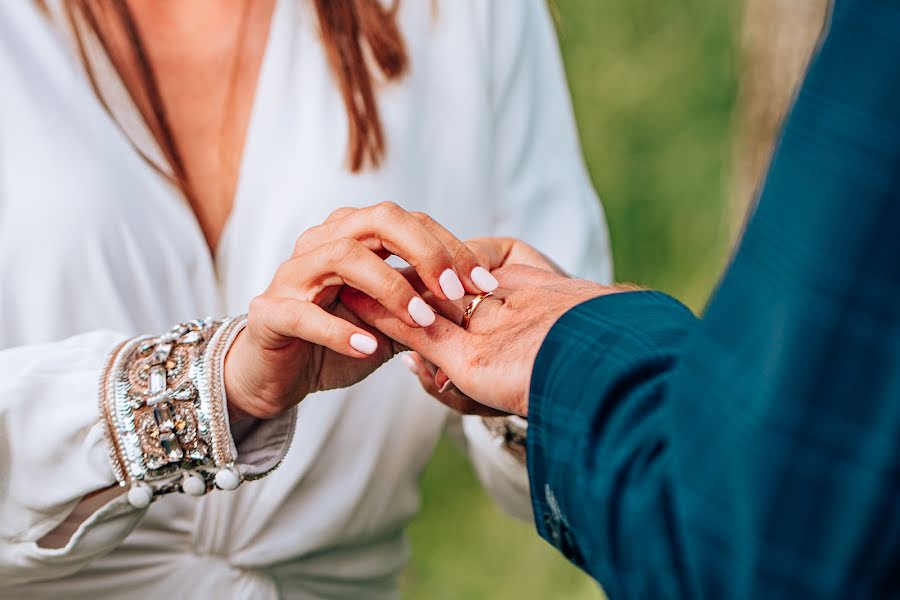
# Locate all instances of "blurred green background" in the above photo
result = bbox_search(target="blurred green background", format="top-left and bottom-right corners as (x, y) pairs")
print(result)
(402, 1), (742, 598)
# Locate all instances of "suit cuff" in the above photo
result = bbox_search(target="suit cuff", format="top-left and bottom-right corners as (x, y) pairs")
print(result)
(526, 291), (696, 564)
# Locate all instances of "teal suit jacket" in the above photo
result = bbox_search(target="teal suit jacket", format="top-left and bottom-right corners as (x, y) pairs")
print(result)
(527, 2), (900, 597)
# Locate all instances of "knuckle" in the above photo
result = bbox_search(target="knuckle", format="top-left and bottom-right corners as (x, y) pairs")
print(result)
(383, 273), (411, 300)
(436, 247), (455, 270)
(272, 257), (301, 287)
(293, 227), (319, 254)
(320, 317), (344, 341)
(334, 236), (361, 253)
(247, 296), (273, 329)
(413, 240), (451, 270)
(248, 294), (269, 315)
(327, 206), (354, 221)
(373, 200), (403, 220)
(410, 211), (433, 226)
(450, 243), (477, 266)
(328, 238), (363, 263)
(288, 301), (313, 331)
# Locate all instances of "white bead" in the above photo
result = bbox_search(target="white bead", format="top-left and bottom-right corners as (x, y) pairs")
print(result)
(182, 472), (207, 497)
(214, 467), (241, 491)
(127, 483), (153, 509)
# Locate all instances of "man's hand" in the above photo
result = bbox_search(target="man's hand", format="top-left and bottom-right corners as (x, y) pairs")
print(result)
(341, 263), (627, 416)
(396, 235), (572, 414)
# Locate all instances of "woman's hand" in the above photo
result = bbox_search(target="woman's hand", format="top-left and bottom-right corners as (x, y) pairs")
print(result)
(223, 202), (499, 420)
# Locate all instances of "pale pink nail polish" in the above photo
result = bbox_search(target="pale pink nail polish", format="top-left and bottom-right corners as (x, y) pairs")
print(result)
(438, 380), (453, 394)
(471, 266), (499, 293)
(439, 269), (465, 300)
(408, 297), (436, 327)
(349, 333), (377, 355)
(402, 354), (419, 374)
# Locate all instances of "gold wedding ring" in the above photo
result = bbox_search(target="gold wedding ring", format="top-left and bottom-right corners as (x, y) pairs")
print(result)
(461, 292), (494, 331)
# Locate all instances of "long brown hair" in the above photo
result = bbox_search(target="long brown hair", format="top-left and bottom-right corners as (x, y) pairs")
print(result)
(51, 0), (408, 191)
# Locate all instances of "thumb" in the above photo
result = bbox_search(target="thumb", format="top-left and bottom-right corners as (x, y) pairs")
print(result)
(492, 263), (567, 288)
(340, 287), (468, 375)
(464, 237), (514, 271)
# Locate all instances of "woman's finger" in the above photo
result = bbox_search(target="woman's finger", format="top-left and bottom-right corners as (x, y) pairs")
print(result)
(409, 212), (497, 294)
(396, 270), (507, 330)
(318, 205), (391, 260)
(249, 295), (379, 358)
(323, 206), (358, 223)
(394, 266), (503, 327)
(294, 202), (465, 301)
(277, 238), (437, 328)
(434, 367), (450, 391)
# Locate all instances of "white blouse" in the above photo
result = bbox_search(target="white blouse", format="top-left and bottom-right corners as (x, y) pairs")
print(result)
(0, 0), (610, 598)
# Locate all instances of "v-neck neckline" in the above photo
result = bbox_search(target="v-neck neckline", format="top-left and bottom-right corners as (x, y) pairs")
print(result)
(62, 0), (285, 276)
(204, 0), (284, 271)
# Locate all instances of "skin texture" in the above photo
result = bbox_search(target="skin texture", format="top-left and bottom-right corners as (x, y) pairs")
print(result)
(342, 239), (634, 417)
(121, 0), (276, 251)
(394, 237), (570, 416)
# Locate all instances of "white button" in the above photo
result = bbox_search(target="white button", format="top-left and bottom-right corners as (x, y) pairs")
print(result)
(127, 483), (153, 509)
(182, 472), (207, 496)
(214, 467), (241, 491)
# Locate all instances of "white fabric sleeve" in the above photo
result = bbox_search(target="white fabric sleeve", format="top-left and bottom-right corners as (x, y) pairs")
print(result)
(484, 0), (613, 284)
(0, 330), (295, 586)
(446, 413), (533, 521)
(461, 0), (614, 521)
(0, 331), (140, 584)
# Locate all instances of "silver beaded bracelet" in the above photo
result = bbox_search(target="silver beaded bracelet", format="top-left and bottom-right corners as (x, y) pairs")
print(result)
(99, 315), (248, 508)
(482, 415), (528, 464)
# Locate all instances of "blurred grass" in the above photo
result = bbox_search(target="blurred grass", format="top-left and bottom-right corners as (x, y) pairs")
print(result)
(402, 1), (741, 598)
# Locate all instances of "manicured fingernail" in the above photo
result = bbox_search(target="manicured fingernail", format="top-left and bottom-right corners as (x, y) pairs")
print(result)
(439, 269), (465, 300)
(438, 380), (453, 394)
(402, 354), (419, 374)
(350, 333), (377, 355)
(471, 267), (499, 292)
(408, 297), (436, 327)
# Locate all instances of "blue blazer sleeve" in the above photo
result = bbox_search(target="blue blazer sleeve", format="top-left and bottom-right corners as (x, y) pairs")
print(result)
(527, 2), (900, 597)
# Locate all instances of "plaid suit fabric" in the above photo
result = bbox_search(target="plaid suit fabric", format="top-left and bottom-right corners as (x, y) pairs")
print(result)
(527, 2), (900, 598)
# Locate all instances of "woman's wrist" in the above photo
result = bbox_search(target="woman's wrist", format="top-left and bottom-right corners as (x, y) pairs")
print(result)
(223, 329), (256, 423)
(222, 328), (298, 421)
